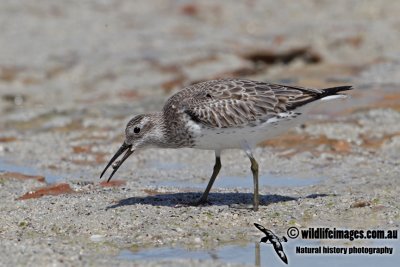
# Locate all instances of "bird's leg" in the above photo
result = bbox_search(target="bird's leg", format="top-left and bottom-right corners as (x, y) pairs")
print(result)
(240, 141), (259, 211)
(195, 151), (221, 205)
(249, 156), (259, 211)
(230, 142), (260, 211)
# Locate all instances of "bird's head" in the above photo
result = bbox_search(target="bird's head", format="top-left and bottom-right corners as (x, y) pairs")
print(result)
(100, 113), (165, 182)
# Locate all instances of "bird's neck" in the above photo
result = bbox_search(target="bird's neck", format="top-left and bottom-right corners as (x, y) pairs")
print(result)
(142, 112), (169, 148)
(153, 112), (189, 149)
(142, 111), (191, 149)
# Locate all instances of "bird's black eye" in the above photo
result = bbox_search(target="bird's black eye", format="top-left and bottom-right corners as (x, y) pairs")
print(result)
(133, 127), (140, 134)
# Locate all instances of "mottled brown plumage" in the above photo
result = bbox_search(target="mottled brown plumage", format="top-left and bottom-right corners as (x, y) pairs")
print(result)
(100, 78), (352, 211)
(164, 78), (351, 129)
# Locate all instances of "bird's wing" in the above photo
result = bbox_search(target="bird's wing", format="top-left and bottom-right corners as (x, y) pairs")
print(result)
(276, 249), (288, 264)
(254, 223), (269, 234)
(272, 242), (289, 264)
(180, 79), (322, 128)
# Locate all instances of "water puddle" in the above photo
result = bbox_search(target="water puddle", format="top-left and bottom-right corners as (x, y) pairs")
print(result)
(160, 175), (322, 189)
(0, 159), (62, 184)
(146, 160), (186, 171)
(118, 240), (399, 266)
(118, 244), (254, 265)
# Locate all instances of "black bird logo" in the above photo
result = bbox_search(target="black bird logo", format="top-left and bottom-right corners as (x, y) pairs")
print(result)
(254, 223), (288, 264)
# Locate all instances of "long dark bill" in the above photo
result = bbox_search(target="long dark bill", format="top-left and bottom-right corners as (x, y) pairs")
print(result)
(100, 143), (134, 182)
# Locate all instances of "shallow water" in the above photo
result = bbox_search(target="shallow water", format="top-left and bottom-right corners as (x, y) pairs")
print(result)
(145, 160), (186, 171)
(0, 156), (321, 188)
(0, 159), (61, 184)
(119, 240), (399, 266)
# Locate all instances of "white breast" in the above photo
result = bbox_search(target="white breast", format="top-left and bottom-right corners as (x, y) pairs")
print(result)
(189, 113), (302, 150)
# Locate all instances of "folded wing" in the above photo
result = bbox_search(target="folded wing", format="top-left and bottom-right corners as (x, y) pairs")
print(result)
(181, 79), (325, 128)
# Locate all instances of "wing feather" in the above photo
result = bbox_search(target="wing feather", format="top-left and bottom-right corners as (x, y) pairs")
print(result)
(166, 79), (337, 128)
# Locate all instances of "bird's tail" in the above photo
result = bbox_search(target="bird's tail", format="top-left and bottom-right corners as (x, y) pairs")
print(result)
(319, 85), (352, 101)
(321, 85), (353, 96)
